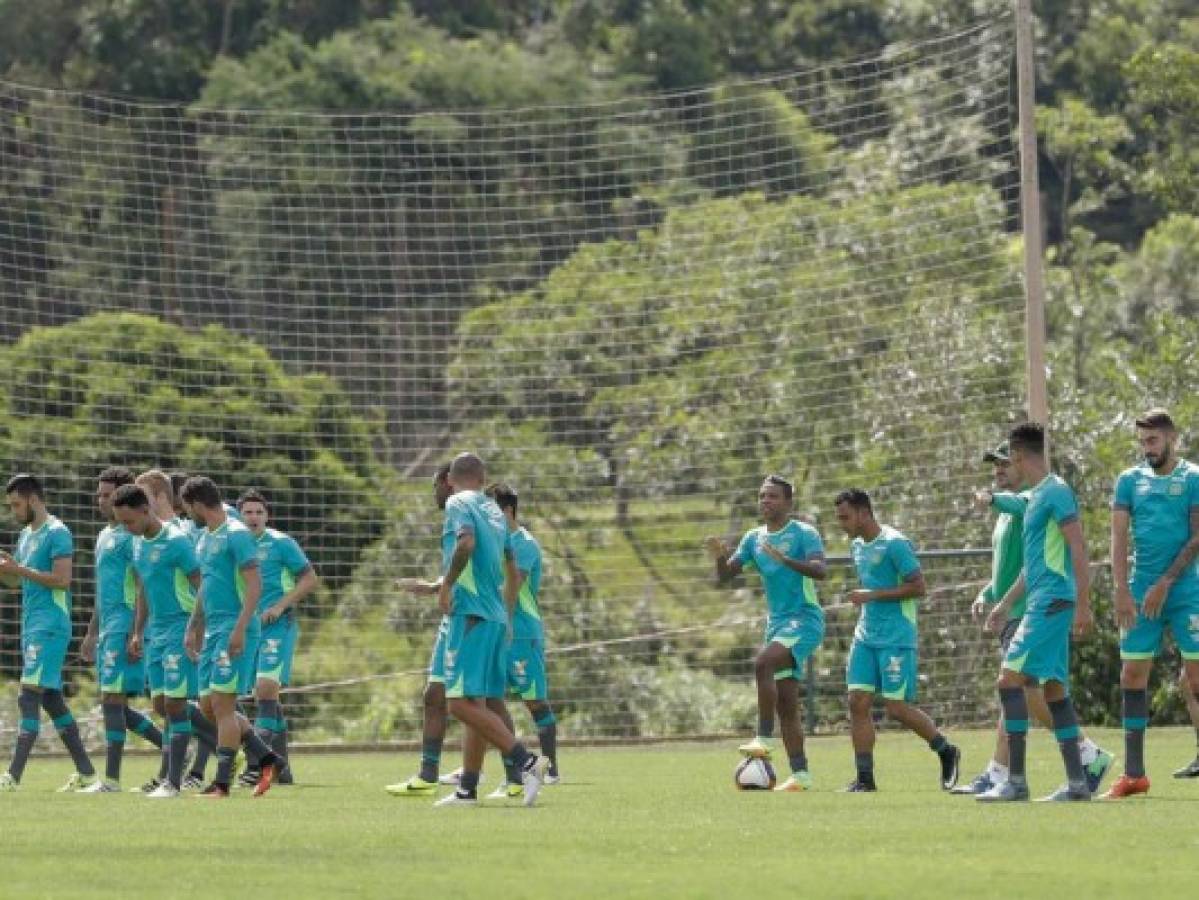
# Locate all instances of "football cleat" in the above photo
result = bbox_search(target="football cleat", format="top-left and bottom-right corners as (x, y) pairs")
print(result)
(195, 782), (230, 799)
(146, 783), (180, 799)
(1100, 774), (1150, 800)
(57, 772), (96, 793)
(0, 773), (18, 792)
(841, 779), (877, 793)
(78, 778), (120, 793)
(938, 745), (962, 791)
(1085, 747), (1116, 794)
(1035, 783), (1091, 802)
(486, 781), (524, 800)
(519, 755), (551, 808)
(433, 790), (478, 807)
(131, 776), (163, 794)
(385, 776), (438, 796)
(1172, 757), (1199, 779)
(976, 780), (1029, 802)
(774, 771), (813, 792)
(737, 736), (773, 759)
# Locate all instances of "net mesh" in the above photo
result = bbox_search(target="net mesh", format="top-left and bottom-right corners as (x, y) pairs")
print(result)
(0, 12), (1024, 748)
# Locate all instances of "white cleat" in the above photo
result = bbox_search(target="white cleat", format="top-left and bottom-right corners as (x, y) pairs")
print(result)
(545, 773), (562, 786)
(0, 773), (18, 792)
(146, 783), (181, 799)
(433, 791), (478, 808)
(57, 773), (97, 793)
(520, 755), (551, 808)
(486, 781), (523, 801)
(437, 767), (485, 786)
(78, 778), (121, 793)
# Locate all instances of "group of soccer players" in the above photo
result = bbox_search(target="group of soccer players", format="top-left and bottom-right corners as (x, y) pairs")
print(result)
(711, 412), (1199, 801)
(0, 466), (317, 798)
(5, 410), (1199, 806)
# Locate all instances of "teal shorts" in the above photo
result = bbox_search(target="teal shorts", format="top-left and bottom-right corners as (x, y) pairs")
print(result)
(146, 629), (197, 700)
(97, 630), (146, 695)
(444, 614), (507, 700)
(1003, 600), (1073, 686)
(427, 618), (449, 685)
(255, 618), (299, 686)
(765, 617), (823, 681)
(21, 630), (68, 690)
(507, 638), (549, 701)
(847, 641), (917, 702)
(1121, 578), (1199, 661)
(201, 624), (259, 696)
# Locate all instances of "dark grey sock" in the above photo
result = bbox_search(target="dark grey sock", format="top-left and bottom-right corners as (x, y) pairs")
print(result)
(190, 742), (211, 778)
(124, 707), (163, 748)
(102, 702), (126, 781)
(419, 736), (442, 783)
(156, 724), (170, 781)
(928, 734), (948, 753)
(854, 752), (874, 782)
(214, 747), (237, 787)
(758, 718), (775, 739)
(502, 755), (519, 784)
(999, 687), (1029, 780)
(8, 688), (42, 783)
(167, 713), (191, 789)
(535, 712), (558, 773)
(790, 751), (808, 774)
(1049, 696), (1085, 787)
(1123, 688), (1150, 778)
(41, 690), (94, 776)
(459, 770), (480, 795)
(509, 741), (532, 771)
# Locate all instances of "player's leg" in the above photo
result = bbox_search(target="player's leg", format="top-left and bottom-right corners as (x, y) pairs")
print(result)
(1036, 677), (1090, 801)
(485, 698), (522, 797)
(2, 683), (43, 789)
(442, 617), (547, 806)
(526, 699), (558, 782)
(773, 678), (811, 791)
(1103, 585), (1161, 799)
(960, 619), (1019, 794)
(34, 632), (96, 790)
(879, 648), (959, 790)
(976, 665), (1033, 802)
(187, 645), (214, 789)
(243, 625), (289, 788)
(846, 641), (878, 791)
(1173, 665), (1199, 777)
(739, 641), (793, 759)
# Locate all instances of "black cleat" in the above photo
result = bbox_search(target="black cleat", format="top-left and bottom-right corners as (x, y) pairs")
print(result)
(939, 745), (962, 791)
(1173, 757), (1199, 779)
(842, 778), (877, 793)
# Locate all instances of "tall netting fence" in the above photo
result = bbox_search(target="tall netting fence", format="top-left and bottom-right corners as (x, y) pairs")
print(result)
(0, 12), (1026, 748)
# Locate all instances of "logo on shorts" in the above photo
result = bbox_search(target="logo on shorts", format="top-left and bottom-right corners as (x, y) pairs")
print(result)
(1190, 615), (1199, 637)
(886, 656), (904, 677)
(215, 651), (231, 668)
(103, 649), (118, 668)
(149, 547), (163, 564)
(164, 654), (181, 672)
(513, 659), (527, 677)
(264, 638), (280, 654)
(443, 650), (456, 671)
(24, 643), (40, 664)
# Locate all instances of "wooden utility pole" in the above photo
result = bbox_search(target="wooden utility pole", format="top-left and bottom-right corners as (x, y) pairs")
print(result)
(1015, 0), (1049, 427)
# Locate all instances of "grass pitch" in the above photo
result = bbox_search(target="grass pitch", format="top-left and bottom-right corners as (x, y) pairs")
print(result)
(1, 728), (1196, 899)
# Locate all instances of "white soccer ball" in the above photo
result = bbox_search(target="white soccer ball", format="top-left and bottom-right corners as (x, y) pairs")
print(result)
(734, 757), (777, 791)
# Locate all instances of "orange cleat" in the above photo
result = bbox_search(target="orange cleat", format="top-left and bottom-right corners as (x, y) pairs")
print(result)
(253, 762), (276, 798)
(1100, 774), (1150, 800)
(195, 782), (230, 799)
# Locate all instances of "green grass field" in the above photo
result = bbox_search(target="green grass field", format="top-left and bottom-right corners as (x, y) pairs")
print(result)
(1, 728), (1197, 899)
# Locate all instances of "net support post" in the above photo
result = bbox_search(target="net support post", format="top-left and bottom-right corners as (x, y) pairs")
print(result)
(1015, 0), (1049, 428)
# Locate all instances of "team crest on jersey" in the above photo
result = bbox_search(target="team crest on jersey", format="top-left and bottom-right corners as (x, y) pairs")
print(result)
(1169, 482), (1185, 496)
(1136, 480), (1152, 495)
(150, 547), (163, 564)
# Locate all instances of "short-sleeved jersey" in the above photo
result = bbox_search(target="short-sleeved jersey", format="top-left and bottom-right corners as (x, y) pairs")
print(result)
(132, 521), (199, 638)
(509, 526), (544, 640)
(1004, 474), (1080, 609)
(253, 528), (312, 615)
(195, 518), (259, 624)
(733, 519), (824, 627)
(1113, 460), (1199, 587)
(95, 523), (137, 636)
(850, 525), (921, 649)
(442, 490), (509, 623)
(173, 515), (201, 546)
(15, 516), (73, 636)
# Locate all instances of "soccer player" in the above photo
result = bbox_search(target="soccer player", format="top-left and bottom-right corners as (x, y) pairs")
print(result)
(181, 476), (280, 798)
(78, 468), (165, 792)
(485, 482), (561, 797)
(432, 452), (548, 807)
(705, 475), (826, 792)
(386, 463), (457, 797)
(958, 442), (1114, 795)
(0, 474), (97, 792)
(976, 422), (1094, 802)
(235, 489), (318, 788)
(1104, 409), (1199, 799)
(115, 484), (216, 798)
(835, 488), (961, 792)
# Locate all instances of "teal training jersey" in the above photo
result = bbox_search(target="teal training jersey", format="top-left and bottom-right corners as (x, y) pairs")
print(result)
(95, 523), (137, 636)
(509, 526), (543, 640)
(442, 490), (509, 623)
(999, 474), (1079, 609)
(733, 519), (825, 628)
(253, 528), (312, 615)
(850, 525), (921, 649)
(1113, 460), (1199, 587)
(173, 515), (201, 546)
(195, 518), (259, 625)
(15, 516), (73, 636)
(132, 521), (199, 639)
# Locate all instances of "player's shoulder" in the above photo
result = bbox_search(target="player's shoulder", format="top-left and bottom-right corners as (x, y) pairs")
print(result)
(879, 523), (911, 545)
(226, 517), (253, 536)
(1176, 458), (1199, 480)
(515, 525), (541, 551)
(787, 518), (820, 540)
(1116, 463), (1148, 483)
(444, 491), (473, 513)
(46, 515), (73, 538)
